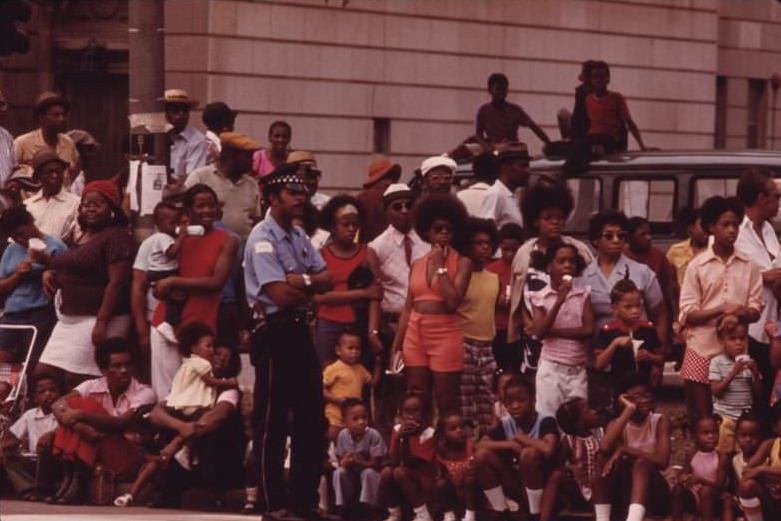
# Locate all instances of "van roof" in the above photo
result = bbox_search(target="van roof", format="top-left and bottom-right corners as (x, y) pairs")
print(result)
(528, 149), (781, 173)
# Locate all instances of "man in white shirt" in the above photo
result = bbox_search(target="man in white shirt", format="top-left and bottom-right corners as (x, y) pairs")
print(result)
(477, 141), (530, 229)
(735, 168), (781, 408)
(165, 89), (208, 181)
(457, 154), (497, 215)
(24, 150), (80, 242)
(369, 183), (428, 319)
(369, 183), (428, 436)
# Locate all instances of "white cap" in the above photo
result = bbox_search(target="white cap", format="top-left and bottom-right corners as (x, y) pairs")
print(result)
(383, 183), (413, 205)
(420, 155), (457, 177)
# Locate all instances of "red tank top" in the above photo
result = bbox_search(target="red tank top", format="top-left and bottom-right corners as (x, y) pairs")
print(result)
(152, 228), (229, 333)
(317, 244), (368, 324)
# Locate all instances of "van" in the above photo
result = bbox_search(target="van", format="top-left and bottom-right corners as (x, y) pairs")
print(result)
(457, 149), (781, 249)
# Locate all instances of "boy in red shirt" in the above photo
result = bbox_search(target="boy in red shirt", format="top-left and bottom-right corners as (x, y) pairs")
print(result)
(564, 61), (647, 175)
(487, 223), (524, 372)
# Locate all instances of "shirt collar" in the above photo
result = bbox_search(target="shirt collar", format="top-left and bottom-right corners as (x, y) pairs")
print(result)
(33, 407), (51, 420)
(495, 179), (512, 197)
(388, 225), (419, 246)
(266, 213), (306, 243)
(696, 244), (748, 266)
(28, 188), (67, 203)
(174, 125), (199, 143)
(537, 282), (587, 298)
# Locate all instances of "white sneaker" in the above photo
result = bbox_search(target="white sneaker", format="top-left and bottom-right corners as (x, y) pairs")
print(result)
(155, 321), (178, 343)
(411, 510), (433, 521)
(113, 493), (133, 507)
(442, 512), (457, 521)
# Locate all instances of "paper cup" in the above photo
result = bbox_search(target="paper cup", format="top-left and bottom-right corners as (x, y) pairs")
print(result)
(27, 238), (46, 253)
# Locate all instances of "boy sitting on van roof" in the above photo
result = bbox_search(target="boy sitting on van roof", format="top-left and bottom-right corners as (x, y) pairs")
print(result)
(564, 61), (647, 175)
(475, 73), (551, 152)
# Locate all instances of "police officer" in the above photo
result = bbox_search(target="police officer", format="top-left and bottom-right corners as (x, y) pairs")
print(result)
(244, 164), (333, 520)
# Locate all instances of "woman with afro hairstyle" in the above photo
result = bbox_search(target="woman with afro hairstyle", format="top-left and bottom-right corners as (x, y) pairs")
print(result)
(507, 179), (592, 371)
(391, 194), (472, 416)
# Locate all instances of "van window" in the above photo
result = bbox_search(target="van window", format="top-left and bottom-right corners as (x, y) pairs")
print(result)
(564, 178), (601, 233)
(692, 177), (738, 208)
(618, 179), (675, 222)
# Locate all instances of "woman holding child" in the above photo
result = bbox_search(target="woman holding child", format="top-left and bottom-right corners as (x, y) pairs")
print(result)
(149, 184), (239, 399)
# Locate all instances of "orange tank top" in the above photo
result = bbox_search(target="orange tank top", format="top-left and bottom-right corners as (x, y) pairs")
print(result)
(409, 248), (459, 303)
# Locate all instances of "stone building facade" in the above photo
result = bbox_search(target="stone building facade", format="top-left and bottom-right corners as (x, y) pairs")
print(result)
(1, 0), (779, 189)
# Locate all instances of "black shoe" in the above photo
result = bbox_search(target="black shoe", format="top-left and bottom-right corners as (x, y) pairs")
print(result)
(264, 509), (307, 521)
(55, 462), (88, 505)
(295, 508), (342, 521)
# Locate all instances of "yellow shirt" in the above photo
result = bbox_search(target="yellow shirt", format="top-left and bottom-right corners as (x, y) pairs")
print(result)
(13, 129), (80, 183)
(323, 360), (372, 426)
(167, 355), (216, 411)
(458, 269), (499, 341)
(666, 239), (704, 288)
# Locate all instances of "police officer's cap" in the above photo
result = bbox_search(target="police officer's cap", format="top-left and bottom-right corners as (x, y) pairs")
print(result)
(263, 162), (310, 194)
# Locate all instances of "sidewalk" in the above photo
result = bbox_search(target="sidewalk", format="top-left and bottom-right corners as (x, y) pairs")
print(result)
(0, 500), (251, 520)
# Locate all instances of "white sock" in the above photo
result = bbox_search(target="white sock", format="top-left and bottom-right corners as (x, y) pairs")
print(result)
(525, 487), (543, 515)
(384, 506), (402, 521)
(442, 512), (456, 521)
(463, 509), (476, 521)
(413, 504), (432, 520)
(245, 486), (257, 503)
(626, 503), (646, 521)
(595, 503), (611, 521)
(483, 486), (508, 511)
(740, 497), (764, 521)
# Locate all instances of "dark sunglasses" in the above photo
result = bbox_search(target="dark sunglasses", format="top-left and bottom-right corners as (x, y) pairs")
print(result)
(391, 201), (412, 211)
(600, 232), (627, 241)
(432, 224), (452, 233)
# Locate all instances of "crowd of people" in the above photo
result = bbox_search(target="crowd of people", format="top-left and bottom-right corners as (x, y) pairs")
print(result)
(0, 60), (778, 521)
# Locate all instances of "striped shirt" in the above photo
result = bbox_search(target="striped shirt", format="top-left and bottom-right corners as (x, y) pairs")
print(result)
(709, 354), (754, 420)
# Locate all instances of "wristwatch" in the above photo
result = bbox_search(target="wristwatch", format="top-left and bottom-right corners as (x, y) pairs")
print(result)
(436, 267), (448, 276)
(302, 273), (312, 287)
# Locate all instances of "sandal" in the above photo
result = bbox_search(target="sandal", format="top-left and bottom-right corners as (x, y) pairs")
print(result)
(114, 493), (134, 507)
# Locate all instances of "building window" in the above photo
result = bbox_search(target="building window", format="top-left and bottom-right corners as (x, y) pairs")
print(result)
(373, 118), (390, 154)
(714, 76), (727, 149)
(747, 78), (767, 148)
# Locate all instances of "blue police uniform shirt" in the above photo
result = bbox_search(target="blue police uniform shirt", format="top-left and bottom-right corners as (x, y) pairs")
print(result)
(243, 214), (326, 315)
(583, 253), (663, 327)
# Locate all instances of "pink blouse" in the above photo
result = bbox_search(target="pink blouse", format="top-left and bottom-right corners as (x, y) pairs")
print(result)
(529, 284), (591, 366)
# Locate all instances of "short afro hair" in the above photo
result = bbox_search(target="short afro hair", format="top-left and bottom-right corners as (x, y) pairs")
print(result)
(0, 206), (35, 237)
(626, 216), (649, 235)
(318, 194), (364, 233)
(521, 180), (574, 236)
(412, 194), (469, 254)
(498, 223), (524, 243)
(487, 73), (509, 89)
(94, 337), (133, 371)
(340, 397), (366, 418)
(615, 372), (652, 398)
(590, 60), (611, 79)
(611, 277), (640, 303)
(176, 321), (214, 357)
(465, 217), (499, 253)
(529, 240), (586, 276)
(183, 183), (219, 211)
(699, 196), (744, 235)
(588, 209), (628, 244)
(556, 397), (587, 436)
(503, 375), (535, 399)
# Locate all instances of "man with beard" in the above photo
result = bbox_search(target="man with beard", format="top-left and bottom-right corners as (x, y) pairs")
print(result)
(244, 164), (333, 520)
(13, 92), (79, 183)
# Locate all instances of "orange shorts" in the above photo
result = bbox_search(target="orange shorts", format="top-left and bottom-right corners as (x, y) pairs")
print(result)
(403, 310), (464, 372)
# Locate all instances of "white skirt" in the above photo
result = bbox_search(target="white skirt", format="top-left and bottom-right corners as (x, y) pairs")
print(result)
(38, 313), (131, 376)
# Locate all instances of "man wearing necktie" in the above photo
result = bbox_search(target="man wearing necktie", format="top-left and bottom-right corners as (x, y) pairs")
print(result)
(368, 183), (428, 434)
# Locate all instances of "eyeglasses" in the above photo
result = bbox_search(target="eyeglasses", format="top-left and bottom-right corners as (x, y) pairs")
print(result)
(600, 232), (627, 241)
(391, 201), (412, 211)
